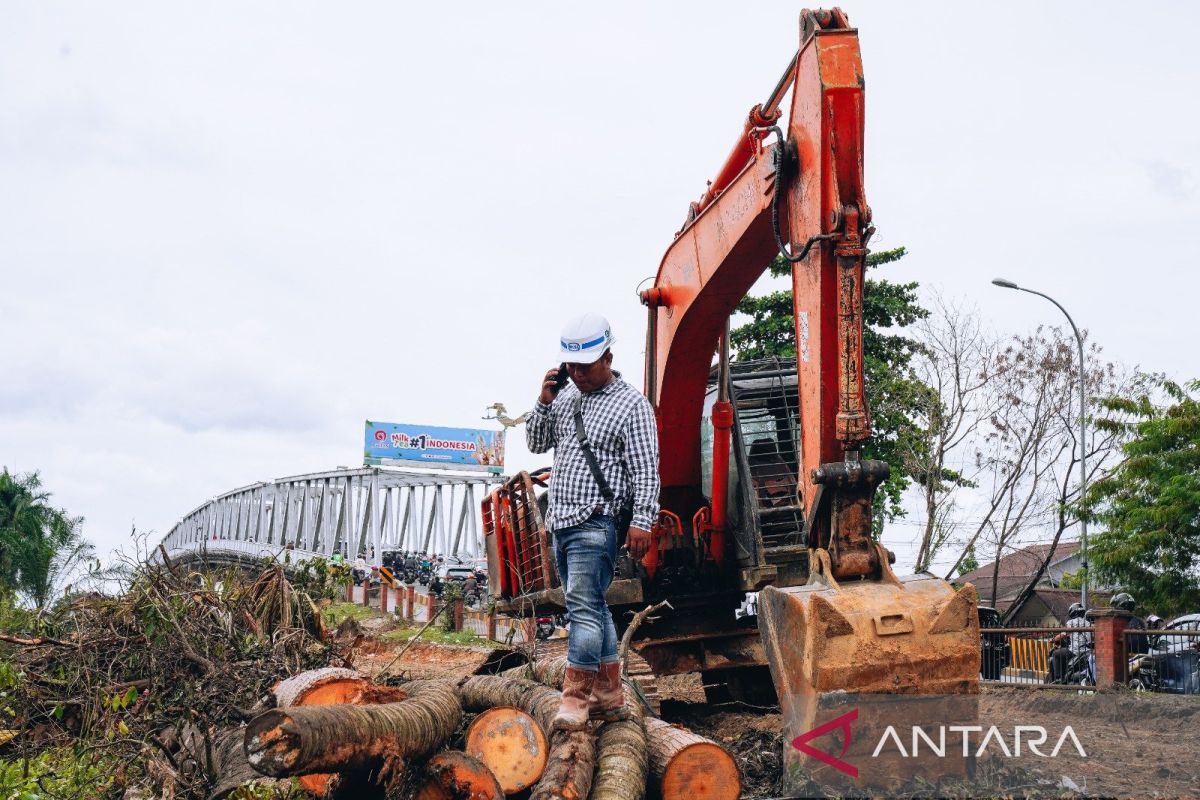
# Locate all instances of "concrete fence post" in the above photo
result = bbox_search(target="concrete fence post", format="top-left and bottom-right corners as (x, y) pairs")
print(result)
(486, 611), (497, 641)
(1090, 607), (1132, 688)
(380, 582), (389, 615)
(405, 586), (415, 622)
(453, 598), (464, 632)
(361, 579), (370, 608)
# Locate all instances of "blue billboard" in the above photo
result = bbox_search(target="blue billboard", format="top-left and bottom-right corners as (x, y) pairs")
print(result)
(364, 421), (505, 474)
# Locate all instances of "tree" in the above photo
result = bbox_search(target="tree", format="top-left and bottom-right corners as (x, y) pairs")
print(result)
(0, 469), (89, 608)
(730, 247), (929, 523)
(903, 295), (1002, 572)
(1085, 376), (1200, 616)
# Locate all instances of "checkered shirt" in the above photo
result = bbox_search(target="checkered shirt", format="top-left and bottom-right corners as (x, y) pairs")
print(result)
(526, 374), (660, 533)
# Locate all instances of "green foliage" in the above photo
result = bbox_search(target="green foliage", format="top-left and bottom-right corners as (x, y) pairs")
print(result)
(1085, 376), (1200, 616)
(442, 581), (464, 631)
(730, 248), (931, 525)
(956, 546), (979, 578)
(0, 748), (130, 798)
(1057, 569), (1084, 590)
(291, 556), (351, 600)
(0, 469), (91, 608)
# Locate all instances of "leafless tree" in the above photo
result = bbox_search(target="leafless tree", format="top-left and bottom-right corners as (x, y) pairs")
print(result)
(904, 295), (1006, 572)
(940, 326), (1129, 612)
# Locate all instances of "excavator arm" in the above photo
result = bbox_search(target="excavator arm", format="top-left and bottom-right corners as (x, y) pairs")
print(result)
(642, 7), (882, 580)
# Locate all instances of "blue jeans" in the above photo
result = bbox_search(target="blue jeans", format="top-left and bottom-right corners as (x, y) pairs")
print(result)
(553, 513), (619, 671)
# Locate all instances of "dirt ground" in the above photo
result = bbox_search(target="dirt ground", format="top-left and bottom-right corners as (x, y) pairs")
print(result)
(357, 629), (1200, 799)
(655, 673), (1200, 798)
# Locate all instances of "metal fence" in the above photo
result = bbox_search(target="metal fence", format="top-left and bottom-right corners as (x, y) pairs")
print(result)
(981, 626), (1094, 689)
(1125, 628), (1200, 695)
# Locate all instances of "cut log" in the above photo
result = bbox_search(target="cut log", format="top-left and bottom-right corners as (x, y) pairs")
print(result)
(245, 679), (460, 779)
(589, 716), (648, 800)
(271, 666), (407, 794)
(457, 675), (594, 800)
(177, 724), (272, 800)
(644, 718), (741, 800)
(415, 751), (505, 800)
(272, 666), (405, 708)
(466, 706), (548, 794)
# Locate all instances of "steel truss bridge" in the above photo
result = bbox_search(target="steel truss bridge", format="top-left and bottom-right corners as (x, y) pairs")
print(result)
(157, 466), (503, 567)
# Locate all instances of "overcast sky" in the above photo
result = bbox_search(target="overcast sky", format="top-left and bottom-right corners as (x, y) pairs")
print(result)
(2, 2), (1197, 575)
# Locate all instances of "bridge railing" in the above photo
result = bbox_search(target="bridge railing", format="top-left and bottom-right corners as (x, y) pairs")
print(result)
(158, 466), (504, 566)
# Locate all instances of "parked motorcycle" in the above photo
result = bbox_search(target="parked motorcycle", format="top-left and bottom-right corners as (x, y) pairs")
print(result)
(535, 616), (556, 640)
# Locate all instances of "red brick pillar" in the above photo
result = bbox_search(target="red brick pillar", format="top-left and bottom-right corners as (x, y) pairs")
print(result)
(405, 586), (415, 622)
(361, 579), (370, 608)
(428, 596), (437, 623)
(1091, 607), (1132, 689)
(523, 616), (536, 644)
(380, 583), (389, 614)
(453, 598), (464, 632)
(487, 612), (497, 641)
(345, 581), (354, 603)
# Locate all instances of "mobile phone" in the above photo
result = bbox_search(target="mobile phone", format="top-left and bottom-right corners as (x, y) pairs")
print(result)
(552, 363), (569, 392)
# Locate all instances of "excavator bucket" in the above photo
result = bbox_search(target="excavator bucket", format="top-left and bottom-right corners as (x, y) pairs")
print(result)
(758, 565), (980, 789)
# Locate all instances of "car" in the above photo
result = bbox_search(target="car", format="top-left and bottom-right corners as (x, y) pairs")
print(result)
(1146, 614), (1200, 694)
(438, 564), (476, 582)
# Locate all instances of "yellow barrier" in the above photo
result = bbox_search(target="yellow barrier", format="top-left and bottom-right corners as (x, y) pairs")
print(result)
(1007, 635), (1050, 672)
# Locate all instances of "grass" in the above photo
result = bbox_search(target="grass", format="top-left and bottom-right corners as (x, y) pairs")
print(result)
(381, 625), (487, 647)
(320, 601), (384, 625)
(320, 602), (488, 647)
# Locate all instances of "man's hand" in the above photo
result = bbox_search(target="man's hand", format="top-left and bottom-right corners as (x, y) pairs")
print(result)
(538, 366), (563, 406)
(626, 526), (652, 560)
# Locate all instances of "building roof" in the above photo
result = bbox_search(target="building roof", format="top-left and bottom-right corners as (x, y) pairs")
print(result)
(957, 540), (1081, 586)
(1004, 588), (1115, 623)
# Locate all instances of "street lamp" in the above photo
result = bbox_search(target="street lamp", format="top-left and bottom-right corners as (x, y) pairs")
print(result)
(991, 278), (1089, 609)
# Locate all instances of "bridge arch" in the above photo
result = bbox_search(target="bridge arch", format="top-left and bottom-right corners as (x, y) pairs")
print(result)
(158, 466), (503, 566)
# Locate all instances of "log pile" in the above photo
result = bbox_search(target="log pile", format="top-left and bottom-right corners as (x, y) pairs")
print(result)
(225, 662), (741, 800)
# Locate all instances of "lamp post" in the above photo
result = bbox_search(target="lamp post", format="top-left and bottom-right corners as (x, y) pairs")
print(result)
(991, 278), (1089, 609)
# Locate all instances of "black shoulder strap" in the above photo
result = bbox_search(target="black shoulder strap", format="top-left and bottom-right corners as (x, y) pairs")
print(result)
(573, 393), (615, 503)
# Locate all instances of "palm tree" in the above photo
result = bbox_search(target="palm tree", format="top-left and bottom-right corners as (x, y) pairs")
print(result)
(0, 469), (89, 608)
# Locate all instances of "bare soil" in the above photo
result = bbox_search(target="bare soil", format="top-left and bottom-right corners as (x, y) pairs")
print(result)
(357, 632), (1200, 798)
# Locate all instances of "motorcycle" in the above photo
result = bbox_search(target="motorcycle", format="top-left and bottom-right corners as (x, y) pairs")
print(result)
(535, 616), (556, 640)
(417, 568), (430, 587)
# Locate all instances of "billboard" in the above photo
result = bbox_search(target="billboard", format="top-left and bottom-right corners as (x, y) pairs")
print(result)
(364, 421), (505, 474)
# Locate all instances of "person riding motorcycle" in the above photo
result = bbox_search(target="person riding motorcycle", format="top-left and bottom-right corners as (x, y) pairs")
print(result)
(1048, 632), (1074, 684)
(1113, 592), (1151, 654)
(1065, 602), (1091, 654)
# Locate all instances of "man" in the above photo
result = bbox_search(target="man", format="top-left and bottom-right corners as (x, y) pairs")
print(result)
(527, 312), (660, 731)
(1113, 592), (1150, 654)
(1065, 602), (1091, 655)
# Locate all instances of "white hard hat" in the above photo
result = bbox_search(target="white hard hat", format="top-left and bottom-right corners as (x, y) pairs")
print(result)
(558, 312), (615, 364)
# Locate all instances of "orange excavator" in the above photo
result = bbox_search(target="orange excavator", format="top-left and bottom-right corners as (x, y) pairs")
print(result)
(483, 7), (979, 786)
